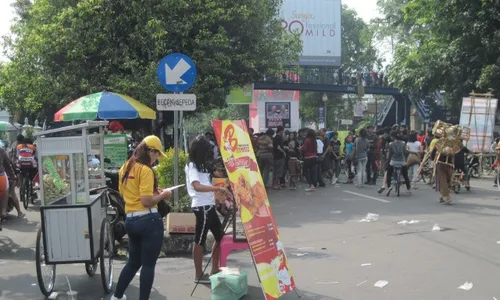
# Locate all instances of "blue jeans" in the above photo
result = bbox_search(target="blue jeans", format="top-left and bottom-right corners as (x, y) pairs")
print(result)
(114, 212), (164, 300)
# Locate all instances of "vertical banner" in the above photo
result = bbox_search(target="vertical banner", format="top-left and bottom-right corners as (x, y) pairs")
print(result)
(212, 120), (296, 300)
(459, 96), (498, 152)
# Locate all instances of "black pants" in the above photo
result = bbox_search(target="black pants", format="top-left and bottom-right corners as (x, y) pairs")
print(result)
(316, 155), (325, 186)
(386, 165), (411, 189)
(366, 151), (378, 183)
(303, 158), (318, 187)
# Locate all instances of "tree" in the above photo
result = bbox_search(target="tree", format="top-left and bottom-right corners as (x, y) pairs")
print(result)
(0, 0), (301, 118)
(375, 0), (500, 109)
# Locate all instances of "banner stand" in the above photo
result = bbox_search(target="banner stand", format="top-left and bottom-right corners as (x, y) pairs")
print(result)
(190, 199), (302, 299)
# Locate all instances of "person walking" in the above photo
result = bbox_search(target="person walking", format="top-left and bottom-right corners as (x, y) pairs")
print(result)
(353, 128), (369, 187)
(406, 131), (423, 189)
(272, 126), (286, 190)
(301, 129), (318, 192)
(112, 136), (172, 300)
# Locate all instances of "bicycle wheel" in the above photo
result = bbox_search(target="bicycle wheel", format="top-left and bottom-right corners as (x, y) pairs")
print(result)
(100, 218), (114, 294)
(35, 228), (56, 297)
(21, 177), (29, 210)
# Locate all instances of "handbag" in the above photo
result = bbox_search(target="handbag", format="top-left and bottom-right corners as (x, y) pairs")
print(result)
(157, 200), (171, 217)
(407, 153), (421, 167)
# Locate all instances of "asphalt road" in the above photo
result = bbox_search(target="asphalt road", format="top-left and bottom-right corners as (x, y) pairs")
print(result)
(1, 177), (500, 300)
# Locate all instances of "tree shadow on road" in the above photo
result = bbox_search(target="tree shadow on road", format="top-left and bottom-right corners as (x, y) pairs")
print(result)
(0, 236), (35, 261)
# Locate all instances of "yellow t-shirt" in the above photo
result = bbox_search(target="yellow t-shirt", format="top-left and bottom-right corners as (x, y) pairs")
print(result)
(118, 162), (156, 213)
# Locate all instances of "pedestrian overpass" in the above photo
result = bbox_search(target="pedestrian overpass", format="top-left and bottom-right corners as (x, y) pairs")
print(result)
(253, 66), (433, 127)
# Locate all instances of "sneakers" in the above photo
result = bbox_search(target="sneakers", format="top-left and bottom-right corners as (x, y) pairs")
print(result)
(305, 187), (315, 192)
(331, 177), (338, 185)
(386, 186), (393, 196)
(111, 295), (127, 300)
(377, 186), (386, 194)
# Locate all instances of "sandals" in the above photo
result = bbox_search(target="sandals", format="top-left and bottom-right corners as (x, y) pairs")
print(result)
(195, 273), (211, 284)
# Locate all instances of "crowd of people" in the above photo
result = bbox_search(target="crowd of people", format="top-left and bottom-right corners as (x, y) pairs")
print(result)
(247, 124), (485, 204)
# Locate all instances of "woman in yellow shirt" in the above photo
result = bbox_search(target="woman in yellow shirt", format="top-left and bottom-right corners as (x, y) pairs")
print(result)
(112, 135), (171, 300)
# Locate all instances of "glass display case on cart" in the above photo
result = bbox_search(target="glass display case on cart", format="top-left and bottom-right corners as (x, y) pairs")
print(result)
(33, 121), (114, 297)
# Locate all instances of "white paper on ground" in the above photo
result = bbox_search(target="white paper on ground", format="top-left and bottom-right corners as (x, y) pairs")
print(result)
(432, 224), (441, 231)
(295, 253), (308, 257)
(356, 280), (367, 286)
(398, 220), (423, 225)
(316, 281), (339, 285)
(496, 241), (500, 244)
(359, 213), (379, 222)
(458, 282), (473, 291)
(361, 263), (372, 267)
(374, 280), (389, 288)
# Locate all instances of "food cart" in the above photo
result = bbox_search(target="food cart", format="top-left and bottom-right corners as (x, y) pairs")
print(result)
(33, 121), (115, 297)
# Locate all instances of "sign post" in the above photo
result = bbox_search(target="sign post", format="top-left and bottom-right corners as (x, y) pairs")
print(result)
(156, 53), (197, 207)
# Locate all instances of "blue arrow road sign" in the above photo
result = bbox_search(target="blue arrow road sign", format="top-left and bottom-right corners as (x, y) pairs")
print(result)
(156, 53), (197, 93)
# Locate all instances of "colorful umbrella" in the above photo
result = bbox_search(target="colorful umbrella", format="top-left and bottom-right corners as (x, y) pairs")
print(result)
(0, 121), (19, 131)
(54, 91), (156, 122)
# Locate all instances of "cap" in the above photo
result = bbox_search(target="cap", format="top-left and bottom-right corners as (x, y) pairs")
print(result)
(143, 135), (167, 158)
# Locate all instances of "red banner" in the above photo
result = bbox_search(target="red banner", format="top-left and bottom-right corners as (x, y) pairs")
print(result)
(212, 120), (296, 300)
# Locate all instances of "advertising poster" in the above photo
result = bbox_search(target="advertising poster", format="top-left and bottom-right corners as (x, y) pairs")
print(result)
(104, 134), (128, 168)
(226, 84), (254, 105)
(265, 102), (291, 128)
(212, 120), (296, 300)
(280, 0), (342, 66)
(459, 96), (498, 152)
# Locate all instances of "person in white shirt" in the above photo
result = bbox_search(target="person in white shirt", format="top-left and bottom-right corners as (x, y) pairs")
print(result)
(406, 132), (423, 188)
(315, 133), (326, 186)
(186, 135), (228, 284)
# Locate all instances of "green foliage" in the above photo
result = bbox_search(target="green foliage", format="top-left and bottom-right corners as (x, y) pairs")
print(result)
(375, 0), (500, 107)
(155, 148), (191, 212)
(0, 0), (301, 116)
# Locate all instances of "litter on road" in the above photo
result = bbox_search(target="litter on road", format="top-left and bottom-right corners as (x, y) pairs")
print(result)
(356, 280), (367, 287)
(361, 263), (372, 267)
(398, 220), (424, 225)
(359, 213), (380, 222)
(374, 280), (389, 288)
(432, 224), (442, 231)
(458, 282), (473, 291)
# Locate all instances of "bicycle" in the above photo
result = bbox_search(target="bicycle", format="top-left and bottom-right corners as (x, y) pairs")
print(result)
(387, 166), (402, 197)
(18, 167), (36, 210)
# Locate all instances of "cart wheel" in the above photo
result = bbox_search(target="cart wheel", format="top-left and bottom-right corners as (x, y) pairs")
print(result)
(35, 228), (56, 297)
(85, 262), (98, 276)
(100, 218), (114, 294)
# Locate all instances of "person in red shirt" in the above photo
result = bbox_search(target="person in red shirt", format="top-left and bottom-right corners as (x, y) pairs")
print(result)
(109, 121), (125, 133)
(300, 129), (318, 192)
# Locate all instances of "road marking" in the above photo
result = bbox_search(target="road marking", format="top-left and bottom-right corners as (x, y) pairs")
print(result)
(343, 190), (391, 203)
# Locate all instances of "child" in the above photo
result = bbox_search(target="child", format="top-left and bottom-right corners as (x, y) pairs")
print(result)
(287, 138), (301, 190)
(344, 135), (355, 183)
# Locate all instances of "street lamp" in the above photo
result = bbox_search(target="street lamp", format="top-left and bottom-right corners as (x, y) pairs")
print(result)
(322, 93), (328, 128)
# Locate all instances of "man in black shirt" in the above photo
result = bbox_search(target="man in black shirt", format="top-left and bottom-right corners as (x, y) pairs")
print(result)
(454, 145), (471, 189)
(365, 125), (378, 185)
(273, 126), (286, 189)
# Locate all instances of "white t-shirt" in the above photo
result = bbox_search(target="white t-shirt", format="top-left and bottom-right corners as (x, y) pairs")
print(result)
(407, 141), (421, 153)
(185, 162), (215, 207)
(316, 139), (324, 154)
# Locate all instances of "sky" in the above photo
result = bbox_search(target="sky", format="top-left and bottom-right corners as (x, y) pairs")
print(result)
(0, 0), (389, 63)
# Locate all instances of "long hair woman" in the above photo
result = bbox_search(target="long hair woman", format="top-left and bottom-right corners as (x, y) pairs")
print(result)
(300, 129), (318, 192)
(112, 136), (172, 300)
(186, 135), (228, 284)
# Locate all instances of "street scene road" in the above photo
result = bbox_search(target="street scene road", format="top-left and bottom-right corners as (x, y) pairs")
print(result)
(1, 178), (500, 300)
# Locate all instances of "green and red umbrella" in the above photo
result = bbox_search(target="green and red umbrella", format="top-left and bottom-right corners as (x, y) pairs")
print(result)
(54, 91), (156, 122)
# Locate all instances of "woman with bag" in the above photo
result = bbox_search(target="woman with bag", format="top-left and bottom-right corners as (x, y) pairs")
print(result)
(406, 132), (423, 189)
(112, 135), (172, 300)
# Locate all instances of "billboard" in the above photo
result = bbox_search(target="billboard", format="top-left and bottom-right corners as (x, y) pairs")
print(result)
(459, 96), (498, 152)
(212, 120), (297, 299)
(280, 0), (342, 66)
(266, 102), (291, 128)
(249, 90), (300, 133)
